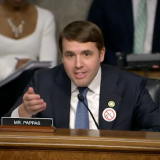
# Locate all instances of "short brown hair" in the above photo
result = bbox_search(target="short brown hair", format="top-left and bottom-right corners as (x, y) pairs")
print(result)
(59, 20), (104, 53)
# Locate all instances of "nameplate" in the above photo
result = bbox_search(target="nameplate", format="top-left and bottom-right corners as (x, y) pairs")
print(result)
(1, 117), (53, 127)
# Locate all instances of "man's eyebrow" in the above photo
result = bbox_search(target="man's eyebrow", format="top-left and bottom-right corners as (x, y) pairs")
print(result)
(64, 51), (74, 54)
(81, 50), (93, 53)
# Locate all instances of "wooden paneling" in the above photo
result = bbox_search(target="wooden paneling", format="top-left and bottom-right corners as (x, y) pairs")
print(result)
(0, 150), (160, 160)
(0, 129), (160, 159)
(131, 70), (160, 80)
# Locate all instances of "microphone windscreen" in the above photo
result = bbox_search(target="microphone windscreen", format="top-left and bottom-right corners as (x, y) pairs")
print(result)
(77, 94), (84, 102)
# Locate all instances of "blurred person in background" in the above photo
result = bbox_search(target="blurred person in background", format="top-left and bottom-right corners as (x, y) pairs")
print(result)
(88, 0), (160, 66)
(0, 0), (57, 81)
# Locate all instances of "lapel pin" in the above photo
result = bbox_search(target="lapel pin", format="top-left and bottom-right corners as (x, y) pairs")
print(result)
(108, 101), (115, 107)
(102, 108), (116, 122)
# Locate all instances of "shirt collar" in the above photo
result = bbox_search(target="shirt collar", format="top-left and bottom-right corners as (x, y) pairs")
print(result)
(71, 67), (101, 95)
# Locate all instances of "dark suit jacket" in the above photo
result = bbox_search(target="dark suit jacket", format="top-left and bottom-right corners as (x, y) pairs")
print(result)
(4, 64), (160, 131)
(87, 0), (160, 65)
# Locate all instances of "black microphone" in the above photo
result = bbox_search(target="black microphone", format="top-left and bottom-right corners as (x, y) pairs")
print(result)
(77, 94), (99, 129)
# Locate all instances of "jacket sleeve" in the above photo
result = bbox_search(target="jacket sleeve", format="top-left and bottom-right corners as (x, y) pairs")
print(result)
(87, 0), (105, 33)
(2, 70), (39, 118)
(39, 10), (57, 67)
(87, 0), (117, 65)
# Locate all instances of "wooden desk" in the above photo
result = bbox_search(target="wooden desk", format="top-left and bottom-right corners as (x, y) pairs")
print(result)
(131, 70), (160, 80)
(0, 129), (160, 160)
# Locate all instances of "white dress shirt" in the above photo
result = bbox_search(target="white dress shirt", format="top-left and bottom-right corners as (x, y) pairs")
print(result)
(132, 0), (157, 53)
(0, 6), (57, 82)
(70, 68), (101, 129)
(11, 68), (101, 130)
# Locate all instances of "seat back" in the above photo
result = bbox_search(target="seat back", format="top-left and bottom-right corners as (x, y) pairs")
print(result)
(146, 78), (160, 110)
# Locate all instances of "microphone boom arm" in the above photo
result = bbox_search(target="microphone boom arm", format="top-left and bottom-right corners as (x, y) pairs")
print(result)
(78, 94), (99, 129)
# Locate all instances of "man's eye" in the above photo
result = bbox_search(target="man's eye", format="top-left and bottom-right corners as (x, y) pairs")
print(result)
(68, 54), (74, 57)
(84, 53), (90, 56)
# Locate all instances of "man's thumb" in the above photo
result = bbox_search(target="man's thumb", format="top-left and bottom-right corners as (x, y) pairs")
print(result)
(27, 87), (35, 94)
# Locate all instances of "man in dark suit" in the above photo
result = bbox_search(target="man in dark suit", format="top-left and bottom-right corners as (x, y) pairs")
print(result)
(4, 20), (160, 131)
(87, 0), (160, 65)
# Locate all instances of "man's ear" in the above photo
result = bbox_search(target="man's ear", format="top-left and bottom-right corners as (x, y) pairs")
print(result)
(61, 52), (64, 63)
(100, 47), (106, 62)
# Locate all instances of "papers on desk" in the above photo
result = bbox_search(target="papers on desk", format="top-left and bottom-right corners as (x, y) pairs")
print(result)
(0, 61), (52, 87)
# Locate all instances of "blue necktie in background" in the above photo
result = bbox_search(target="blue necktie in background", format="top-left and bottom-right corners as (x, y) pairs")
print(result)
(75, 87), (89, 129)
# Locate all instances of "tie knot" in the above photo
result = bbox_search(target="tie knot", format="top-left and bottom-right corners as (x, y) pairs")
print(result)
(78, 87), (89, 97)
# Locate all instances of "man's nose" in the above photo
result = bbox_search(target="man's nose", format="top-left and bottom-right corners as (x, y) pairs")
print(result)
(75, 56), (83, 68)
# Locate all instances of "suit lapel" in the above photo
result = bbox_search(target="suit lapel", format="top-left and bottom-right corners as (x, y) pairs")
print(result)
(122, 0), (134, 52)
(152, 0), (160, 52)
(51, 65), (71, 128)
(99, 65), (122, 130)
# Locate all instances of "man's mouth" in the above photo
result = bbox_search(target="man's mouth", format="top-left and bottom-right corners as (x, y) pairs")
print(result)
(75, 72), (86, 79)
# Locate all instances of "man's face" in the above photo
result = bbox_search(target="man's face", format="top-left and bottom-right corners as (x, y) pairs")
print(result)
(62, 39), (105, 87)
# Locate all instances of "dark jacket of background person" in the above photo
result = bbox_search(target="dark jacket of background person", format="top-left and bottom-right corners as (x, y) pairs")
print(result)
(87, 0), (160, 65)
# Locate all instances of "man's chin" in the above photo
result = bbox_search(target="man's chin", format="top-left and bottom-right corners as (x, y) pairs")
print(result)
(74, 80), (89, 87)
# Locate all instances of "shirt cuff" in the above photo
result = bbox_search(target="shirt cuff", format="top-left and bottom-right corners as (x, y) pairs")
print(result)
(11, 107), (20, 117)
